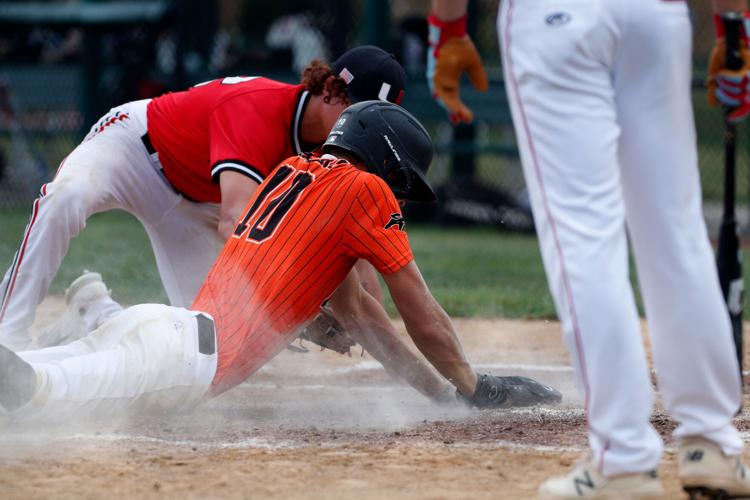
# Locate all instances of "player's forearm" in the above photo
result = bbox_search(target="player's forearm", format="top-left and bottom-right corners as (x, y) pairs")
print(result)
(218, 171), (260, 240)
(384, 263), (477, 396)
(329, 278), (452, 401)
(217, 213), (237, 240)
(431, 0), (469, 21)
(713, 0), (748, 12)
(401, 304), (476, 397)
(218, 198), (246, 239)
(354, 260), (385, 306)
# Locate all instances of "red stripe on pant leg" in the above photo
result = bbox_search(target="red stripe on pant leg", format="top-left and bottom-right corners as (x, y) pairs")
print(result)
(503, 0), (611, 465)
(0, 156), (64, 323)
(53, 154), (69, 178)
(503, 0), (606, 453)
(0, 196), (42, 323)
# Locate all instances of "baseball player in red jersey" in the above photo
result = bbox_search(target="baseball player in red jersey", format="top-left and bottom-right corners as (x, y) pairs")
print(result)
(0, 46), (404, 351)
(0, 101), (561, 422)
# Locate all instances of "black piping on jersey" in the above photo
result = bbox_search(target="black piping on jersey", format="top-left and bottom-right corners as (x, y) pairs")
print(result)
(211, 159), (265, 184)
(358, 182), (404, 256)
(218, 170), (362, 345)
(222, 170), (359, 320)
(291, 90), (315, 154)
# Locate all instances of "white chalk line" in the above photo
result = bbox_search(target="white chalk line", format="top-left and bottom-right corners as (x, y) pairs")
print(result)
(252, 361), (573, 381)
(60, 433), (297, 450)
(51, 426), (750, 452)
(52, 432), (588, 454)
(46, 408), (591, 452)
(238, 382), (406, 391)
(16, 406), (749, 455)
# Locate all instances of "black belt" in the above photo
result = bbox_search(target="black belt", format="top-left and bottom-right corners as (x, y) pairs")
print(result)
(141, 132), (157, 155)
(141, 132), (200, 203)
(195, 313), (216, 355)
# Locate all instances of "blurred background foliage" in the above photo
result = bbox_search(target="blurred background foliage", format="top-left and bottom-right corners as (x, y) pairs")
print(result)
(0, 0), (742, 316)
(0, 0), (731, 216)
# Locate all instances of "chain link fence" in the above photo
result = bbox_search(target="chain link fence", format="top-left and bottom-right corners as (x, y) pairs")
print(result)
(0, 0), (743, 230)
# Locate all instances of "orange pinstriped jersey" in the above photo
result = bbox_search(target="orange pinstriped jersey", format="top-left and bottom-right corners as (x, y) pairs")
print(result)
(191, 154), (413, 394)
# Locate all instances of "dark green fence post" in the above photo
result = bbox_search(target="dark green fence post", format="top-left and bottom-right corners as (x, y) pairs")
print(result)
(451, 1), (478, 184)
(329, 0), (351, 58)
(363, 0), (390, 48)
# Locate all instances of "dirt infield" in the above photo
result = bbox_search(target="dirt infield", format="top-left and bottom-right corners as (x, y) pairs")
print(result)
(1, 299), (749, 499)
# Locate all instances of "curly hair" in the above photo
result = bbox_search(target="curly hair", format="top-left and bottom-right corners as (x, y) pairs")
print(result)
(300, 59), (349, 101)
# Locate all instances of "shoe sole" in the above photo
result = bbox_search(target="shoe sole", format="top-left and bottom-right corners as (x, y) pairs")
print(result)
(684, 485), (749, 499)
(0, 344), (36, 412)
(539, 492), (662, 500)
(65, 271), (103, 305)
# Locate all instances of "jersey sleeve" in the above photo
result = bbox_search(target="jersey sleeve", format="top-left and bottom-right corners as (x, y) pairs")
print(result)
(343, 175), (413, 275)
(208, 95), (286, 185)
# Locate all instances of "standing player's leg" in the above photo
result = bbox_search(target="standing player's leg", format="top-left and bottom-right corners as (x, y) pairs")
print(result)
(0, 304), (217, 421)
(0, 99), (185, 350)
(616, 0), (744, 472)
(499, 0), (663, 481)
(0, 129), (130, 351)
(140, 199), (223, 308)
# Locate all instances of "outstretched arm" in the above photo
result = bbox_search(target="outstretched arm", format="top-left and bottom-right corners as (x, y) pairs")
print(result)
(328, 267), (454, 402)
(353, 260), (385, 305)
(382, 262), (477, 396)
(383, 262), (562, 408)
(218, 171), (259, 239)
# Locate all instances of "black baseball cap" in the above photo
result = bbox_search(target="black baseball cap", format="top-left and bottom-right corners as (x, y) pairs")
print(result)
(331, 46), (406, 105)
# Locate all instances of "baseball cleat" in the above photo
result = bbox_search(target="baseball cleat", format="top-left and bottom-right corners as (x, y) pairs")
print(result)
(679, 437), (750, 499)
(36, 270), (112, 347)
(538, 455), (663, 499)
(461, 374), (562, 409)
(63, 270), (108, 305)
(0, 344), (37, 412)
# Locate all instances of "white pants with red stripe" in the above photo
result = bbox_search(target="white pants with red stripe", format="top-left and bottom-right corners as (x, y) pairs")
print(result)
(499, 0), (743, 476)
(12, 304), (217, 421)
(0, 100), (224, 351)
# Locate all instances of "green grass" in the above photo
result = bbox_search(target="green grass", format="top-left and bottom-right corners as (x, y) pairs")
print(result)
(406, 226), (554, 317)
(0, 209), (168, 306)
(0, 209), (552, 317)
(0, 208), (747, 319)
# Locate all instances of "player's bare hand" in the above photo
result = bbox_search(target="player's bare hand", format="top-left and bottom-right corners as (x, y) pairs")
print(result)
(427, 15), (489, 125)
(707, 31), (750, 123)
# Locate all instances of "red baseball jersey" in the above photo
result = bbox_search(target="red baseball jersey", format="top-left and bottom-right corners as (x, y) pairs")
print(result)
(146, 77), (311, 203)
(191, 154), (413, 394)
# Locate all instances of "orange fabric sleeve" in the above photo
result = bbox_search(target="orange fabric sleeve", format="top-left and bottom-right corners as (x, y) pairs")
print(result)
(343, 175), (413, 275)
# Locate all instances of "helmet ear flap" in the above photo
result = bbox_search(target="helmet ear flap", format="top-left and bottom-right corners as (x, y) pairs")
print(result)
(380, 148), (415, 200)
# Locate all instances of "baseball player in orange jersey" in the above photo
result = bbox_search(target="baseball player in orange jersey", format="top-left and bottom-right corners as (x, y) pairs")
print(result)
(0, 101), (561, 422)
(0, 46), (401, 352)
(429, 0), (750, 498)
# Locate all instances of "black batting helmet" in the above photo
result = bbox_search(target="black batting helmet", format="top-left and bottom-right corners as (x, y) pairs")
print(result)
(323, 101), (436, 203)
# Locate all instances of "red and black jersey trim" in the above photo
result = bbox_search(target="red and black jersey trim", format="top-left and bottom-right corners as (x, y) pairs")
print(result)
(290, 90), (319, 154)
(211, 159), (265, 184)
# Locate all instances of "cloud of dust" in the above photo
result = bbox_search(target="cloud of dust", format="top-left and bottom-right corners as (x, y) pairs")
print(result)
(0, 309), (582, 462)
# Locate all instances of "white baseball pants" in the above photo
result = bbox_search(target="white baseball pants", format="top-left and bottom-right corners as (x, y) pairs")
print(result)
(499, 0), (744, 475)
(13, 304), (217, 421)
(0, 99), (224, 351)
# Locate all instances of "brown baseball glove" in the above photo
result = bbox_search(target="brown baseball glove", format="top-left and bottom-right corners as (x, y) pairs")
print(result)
(294, 304), (357, 356)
